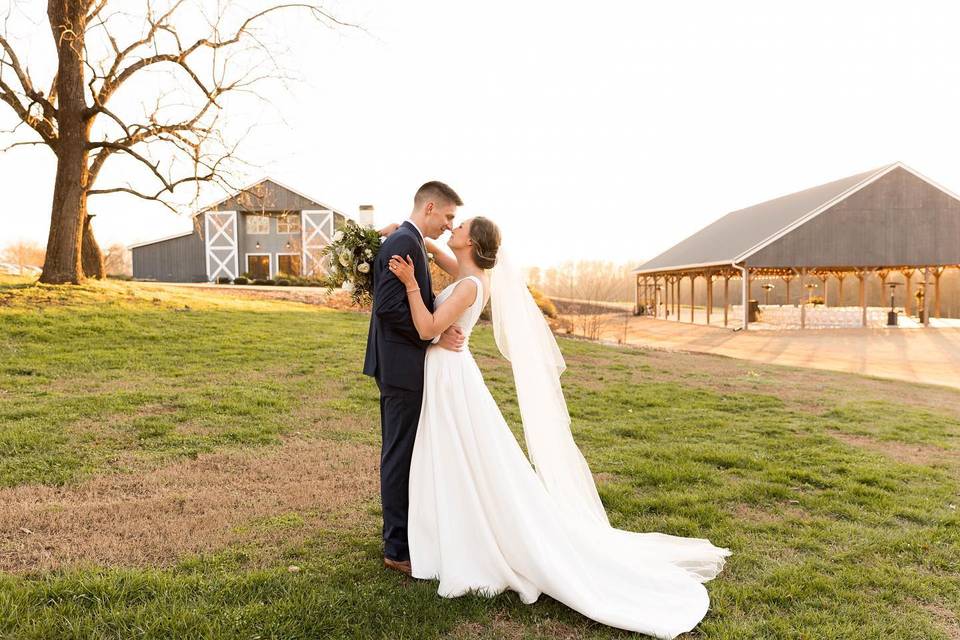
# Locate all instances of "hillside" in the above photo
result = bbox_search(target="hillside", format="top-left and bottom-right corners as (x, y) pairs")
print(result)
(0, 279), (958, 639)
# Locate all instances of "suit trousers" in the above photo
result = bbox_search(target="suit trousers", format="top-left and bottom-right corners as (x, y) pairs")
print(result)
(377, 379), (423, 562)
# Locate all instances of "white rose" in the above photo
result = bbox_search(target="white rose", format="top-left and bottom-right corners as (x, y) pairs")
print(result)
(341, 280), (354, 292)
(333, 230), (344, 243)
(338, 250), (352, 267)
(365, 249), (373, 258)
(358, 262), (370, 274)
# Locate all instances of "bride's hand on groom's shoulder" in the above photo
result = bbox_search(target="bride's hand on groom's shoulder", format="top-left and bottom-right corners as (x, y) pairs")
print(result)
(378, 223), (400, 237)
(388, 254), (417, 288)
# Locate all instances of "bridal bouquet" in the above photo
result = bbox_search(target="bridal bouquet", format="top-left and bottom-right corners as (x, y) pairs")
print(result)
(320, 219), (382, 305)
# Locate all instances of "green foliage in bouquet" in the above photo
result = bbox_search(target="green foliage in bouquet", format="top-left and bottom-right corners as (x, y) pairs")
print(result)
(320, 219), (382, 305)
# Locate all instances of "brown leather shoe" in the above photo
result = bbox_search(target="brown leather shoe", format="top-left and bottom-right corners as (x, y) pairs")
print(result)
(383, 557), (412, 576)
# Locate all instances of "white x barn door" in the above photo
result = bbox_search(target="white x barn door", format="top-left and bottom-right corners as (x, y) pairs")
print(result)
(301, 209), (334, 276)
(204, 211), (239, 281)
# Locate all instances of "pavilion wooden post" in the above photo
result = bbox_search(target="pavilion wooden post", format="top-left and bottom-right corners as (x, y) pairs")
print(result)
(923, 267), (930, 327)
(799, 267), (807, 329)
(836, 272), (846, 307)
(856, 269), (867, 327)
(742, 267), (751, 330)
(705, 271), (713, 325)
(666, 276), (673, 319)
(819, 274), (829, 306)
(634, 274), (640, 315)
(660, 277), (666, 318)
(668, 276), (672, 320)
(690, 274), (696, 323)
(933, 267), (944, 319)
(878, 270), (889, 315)
(675, 276), (681, 322)
(678, 275), (683, 321)
(782, 273), (794, 307)
(723, 274), (730, 327)
(664, 276), (673, 320)
(901, 269), (915, 316)
(662, 276), (668, 318)
(650, 276), (657, 317)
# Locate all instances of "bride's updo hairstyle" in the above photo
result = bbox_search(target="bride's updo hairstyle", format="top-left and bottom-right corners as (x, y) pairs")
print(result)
(469, 217), (501, 270)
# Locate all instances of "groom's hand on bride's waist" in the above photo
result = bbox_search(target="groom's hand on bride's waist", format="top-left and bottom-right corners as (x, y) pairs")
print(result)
(436, 325), (465, 352)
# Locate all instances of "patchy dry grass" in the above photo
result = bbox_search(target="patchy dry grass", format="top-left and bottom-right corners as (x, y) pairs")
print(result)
(0, 280), (959, 639)
(0, 437), (375, 573)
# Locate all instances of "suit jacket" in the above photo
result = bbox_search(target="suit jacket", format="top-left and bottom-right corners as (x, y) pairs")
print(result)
(362, 221), (435, 390)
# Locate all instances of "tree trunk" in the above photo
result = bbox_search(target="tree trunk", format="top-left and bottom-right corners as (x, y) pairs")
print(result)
(40, 1), (90, 285)
(81, 214), (105, 279)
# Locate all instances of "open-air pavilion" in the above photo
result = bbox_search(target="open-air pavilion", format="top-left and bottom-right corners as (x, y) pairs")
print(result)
(632, 162), (960, 330)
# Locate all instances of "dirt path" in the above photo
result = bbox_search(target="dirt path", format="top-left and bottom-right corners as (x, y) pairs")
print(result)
(583, 314), (960, 391)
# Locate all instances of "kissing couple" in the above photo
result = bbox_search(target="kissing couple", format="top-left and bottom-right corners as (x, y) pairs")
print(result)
(362, 181), (730, 639)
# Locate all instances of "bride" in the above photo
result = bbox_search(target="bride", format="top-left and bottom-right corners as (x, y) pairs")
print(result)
(386, 217), (730, 639)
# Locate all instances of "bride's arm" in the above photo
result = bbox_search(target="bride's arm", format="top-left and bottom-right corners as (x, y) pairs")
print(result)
(424, 238), (459, 278)
(389, 254), (476, 340)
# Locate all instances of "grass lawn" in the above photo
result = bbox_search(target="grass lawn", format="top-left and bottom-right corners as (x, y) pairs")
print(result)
(0, 278), (958, 639)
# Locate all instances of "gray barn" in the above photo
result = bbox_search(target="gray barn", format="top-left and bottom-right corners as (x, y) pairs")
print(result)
(130, 179), (355, 282)
(633, 162), (960, 329)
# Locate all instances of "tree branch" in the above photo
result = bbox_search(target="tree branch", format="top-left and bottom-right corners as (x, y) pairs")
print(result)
(0, 32), (57, 147)
(86, 0), (110, 22)
(96, 3), (353, 106)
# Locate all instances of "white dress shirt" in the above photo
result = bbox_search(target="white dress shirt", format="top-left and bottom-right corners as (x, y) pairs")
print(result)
(407, 219), (425, 243)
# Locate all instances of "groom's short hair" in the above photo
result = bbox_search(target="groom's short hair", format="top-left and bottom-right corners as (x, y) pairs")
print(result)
(415, 181), (463, 208)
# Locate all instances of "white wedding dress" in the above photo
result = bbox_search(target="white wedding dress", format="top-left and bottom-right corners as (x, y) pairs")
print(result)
(408, 275), (730, 640)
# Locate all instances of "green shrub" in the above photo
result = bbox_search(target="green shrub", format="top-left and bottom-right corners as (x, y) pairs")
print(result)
(276, 279), (290, 286)
(264, 279), (276, 286)
(216, 276), (232, 285)
(252, 279), (268, 286)
(233, 277), (249, 285)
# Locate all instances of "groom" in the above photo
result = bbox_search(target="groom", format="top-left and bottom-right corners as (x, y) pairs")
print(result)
(363, 181), (465, 575)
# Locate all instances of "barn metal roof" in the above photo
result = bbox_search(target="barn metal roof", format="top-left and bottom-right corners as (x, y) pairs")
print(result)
(634, 162), (907, 274)
(193, 176), (349, 218)
(129, 177), (351, 250)
(128, 230), (196, 250)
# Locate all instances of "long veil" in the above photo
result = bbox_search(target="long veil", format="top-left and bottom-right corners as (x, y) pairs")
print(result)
(490, 246), (610, 526)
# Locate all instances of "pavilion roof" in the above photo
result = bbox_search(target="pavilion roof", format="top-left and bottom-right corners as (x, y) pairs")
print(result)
(634, 163), (903, 274)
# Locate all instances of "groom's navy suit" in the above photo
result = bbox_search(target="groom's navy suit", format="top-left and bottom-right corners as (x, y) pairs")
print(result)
(363, 221), (434, 562)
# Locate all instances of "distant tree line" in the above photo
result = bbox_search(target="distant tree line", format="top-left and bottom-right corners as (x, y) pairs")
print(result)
(528, 261), (637, 304)
(2, 240), (130, 277)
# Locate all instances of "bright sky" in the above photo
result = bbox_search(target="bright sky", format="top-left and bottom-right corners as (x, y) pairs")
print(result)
(3, 0), (960, 268)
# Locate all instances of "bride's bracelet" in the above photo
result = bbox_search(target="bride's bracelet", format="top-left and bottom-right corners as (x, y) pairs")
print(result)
(406, 287), (420, 294)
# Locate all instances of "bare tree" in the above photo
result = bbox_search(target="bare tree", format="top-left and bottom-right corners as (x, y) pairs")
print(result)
(537, 261), (636, 340)
(103, 241), (131, 275)
(1, 240), (46, 274)
(0, 1), (350, 284)
(537, 261), (635, 302)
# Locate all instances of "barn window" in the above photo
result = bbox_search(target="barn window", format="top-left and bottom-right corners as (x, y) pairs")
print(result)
(247, 215), (269, 234)
(277, 214), (301, 234)
(278, 254), (302, 276)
